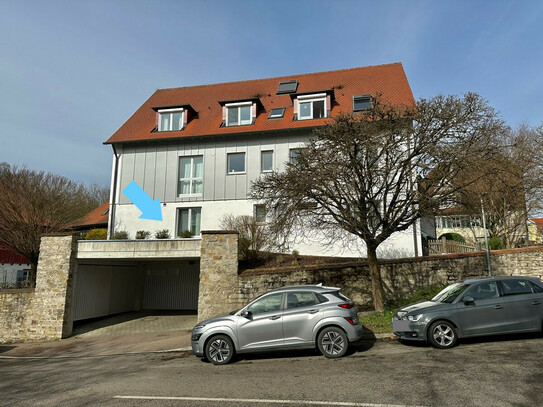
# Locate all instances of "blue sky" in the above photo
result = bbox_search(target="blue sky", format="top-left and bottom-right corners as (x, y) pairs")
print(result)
(1, 0), (542, 187)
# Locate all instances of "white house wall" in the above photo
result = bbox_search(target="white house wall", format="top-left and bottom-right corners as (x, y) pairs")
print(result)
(112, 131), (419, 258)
(0, 263), (30, 286)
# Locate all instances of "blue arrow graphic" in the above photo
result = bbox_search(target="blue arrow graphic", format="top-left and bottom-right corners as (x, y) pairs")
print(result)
(122, 181), (163, 221)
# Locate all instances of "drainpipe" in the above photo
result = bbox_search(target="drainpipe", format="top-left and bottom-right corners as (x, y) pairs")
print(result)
(107, 144), (120, 240)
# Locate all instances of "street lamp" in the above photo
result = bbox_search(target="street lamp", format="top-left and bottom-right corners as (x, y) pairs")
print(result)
(480, 195), (492, 276)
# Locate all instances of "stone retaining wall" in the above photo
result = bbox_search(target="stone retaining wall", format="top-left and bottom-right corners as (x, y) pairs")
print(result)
(198, 236), (543, 321)
(0, 235), (77, 343)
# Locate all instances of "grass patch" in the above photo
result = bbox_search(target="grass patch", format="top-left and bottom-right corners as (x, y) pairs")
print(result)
(359, 284), (448, 334)
(358, 310), (395, 334)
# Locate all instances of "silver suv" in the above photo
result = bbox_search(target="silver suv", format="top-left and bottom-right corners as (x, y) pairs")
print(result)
(191, 284), (363, 365)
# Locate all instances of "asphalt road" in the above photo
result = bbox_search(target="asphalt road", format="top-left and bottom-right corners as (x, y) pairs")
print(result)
(1, 333), (542, 407)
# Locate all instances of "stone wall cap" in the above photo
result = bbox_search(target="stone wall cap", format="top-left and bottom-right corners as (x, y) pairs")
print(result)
(201, 230), (239, 235)
(41, 232), (78, 237)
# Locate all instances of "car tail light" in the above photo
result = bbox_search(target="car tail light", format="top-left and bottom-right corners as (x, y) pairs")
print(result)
(344, 317), (358, 325)
(338, 303), (354, 309)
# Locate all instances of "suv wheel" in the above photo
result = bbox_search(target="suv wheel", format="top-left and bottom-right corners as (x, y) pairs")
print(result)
(318, 327), (348, 358)
(205, 335), (235, 365)
(428, 321), (458, 349)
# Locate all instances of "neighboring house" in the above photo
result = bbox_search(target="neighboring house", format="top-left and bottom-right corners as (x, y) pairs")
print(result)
(104, 63), (427, 257)
(0, 241), (31, 288)
(71, 201), (109, 234)
(529, 218), (543, 244)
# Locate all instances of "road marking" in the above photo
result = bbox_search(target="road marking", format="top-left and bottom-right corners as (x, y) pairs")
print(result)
(114, 395), (427, 407)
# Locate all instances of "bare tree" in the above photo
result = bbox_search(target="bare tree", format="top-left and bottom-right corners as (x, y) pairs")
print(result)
(0, 163), (107, 285)
(220, 214), (270, 262)
(250, 93), (506, 312)
(452, 124), (543, 247)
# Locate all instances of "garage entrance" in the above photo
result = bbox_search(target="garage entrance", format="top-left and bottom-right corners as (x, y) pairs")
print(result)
(73, 260), (199, 323)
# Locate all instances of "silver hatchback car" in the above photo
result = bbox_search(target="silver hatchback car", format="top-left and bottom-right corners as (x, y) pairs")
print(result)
(191, 284), (363, 365)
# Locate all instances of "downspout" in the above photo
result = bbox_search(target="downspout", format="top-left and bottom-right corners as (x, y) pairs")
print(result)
(107, 144), (120, 240)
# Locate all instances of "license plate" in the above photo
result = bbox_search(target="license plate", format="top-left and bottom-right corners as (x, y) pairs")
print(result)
(393, 320), (411, 331)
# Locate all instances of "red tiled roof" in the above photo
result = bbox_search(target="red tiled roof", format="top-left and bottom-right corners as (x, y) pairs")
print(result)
(71, 201), (109, 229)
(105, 62), (415, 144)
(0, 241), (30, 265)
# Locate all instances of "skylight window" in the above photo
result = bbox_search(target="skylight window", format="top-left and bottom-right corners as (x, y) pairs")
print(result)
(353, 95), (372, 112)
(268, 108), (285, 119)
(276, 80), (298, 95)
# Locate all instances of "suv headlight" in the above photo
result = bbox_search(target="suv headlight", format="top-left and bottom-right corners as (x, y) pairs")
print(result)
(407, 314), (423, 322)
(194, 324), (206, 329)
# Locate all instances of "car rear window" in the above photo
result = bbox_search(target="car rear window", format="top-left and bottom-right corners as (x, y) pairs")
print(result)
(501, 280), (534, 296)
(327, 291), (351, 302)
(529, 281), (543, 293)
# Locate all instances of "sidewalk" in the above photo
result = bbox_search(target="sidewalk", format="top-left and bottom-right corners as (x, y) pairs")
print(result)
(0, 312), (195, 358)
(0, 329), (193, 358)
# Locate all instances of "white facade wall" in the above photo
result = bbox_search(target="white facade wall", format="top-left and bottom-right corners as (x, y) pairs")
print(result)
(0, 263), (30, 286)
(110, 131), (420, 258)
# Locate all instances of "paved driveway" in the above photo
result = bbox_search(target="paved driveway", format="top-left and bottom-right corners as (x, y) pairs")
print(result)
(1, 333), (542, 406)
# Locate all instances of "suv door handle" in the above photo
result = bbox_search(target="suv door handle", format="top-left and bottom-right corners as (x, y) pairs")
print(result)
(308, 309), (320, 314)
(269, 315), (281, 320)
(532, 301), (541, 305)
(494, 305), (504, 309)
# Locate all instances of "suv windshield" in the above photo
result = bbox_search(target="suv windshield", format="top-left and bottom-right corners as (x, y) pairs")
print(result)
(432, 283), (469, 303)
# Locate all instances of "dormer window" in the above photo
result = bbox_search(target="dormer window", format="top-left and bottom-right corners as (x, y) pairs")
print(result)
(296, 93), (327, 120)
(226, 102), (252, 126)
(158, 108), (184, 131)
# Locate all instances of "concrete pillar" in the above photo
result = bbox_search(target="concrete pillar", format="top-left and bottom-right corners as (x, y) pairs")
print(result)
(198, 231), (239, 322)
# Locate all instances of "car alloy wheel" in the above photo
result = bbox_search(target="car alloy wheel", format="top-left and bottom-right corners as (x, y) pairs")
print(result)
(205, 334), (234, 365)
(429, 321), (457, 349)
(318, 327), (348, 358)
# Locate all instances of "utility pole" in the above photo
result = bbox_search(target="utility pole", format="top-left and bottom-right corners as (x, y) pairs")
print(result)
(480, 195), (492, 276)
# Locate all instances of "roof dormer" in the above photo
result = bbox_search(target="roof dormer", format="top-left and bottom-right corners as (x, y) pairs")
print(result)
(219, 97), (261, 127)
(152, 104), (195, 132)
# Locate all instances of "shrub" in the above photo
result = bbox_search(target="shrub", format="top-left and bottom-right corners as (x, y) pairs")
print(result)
(112, 230), (129, 240)
(439, 233), (466, 243)
(488, 236), (504, 250)
(220, 214), (270, 261)
(179, 230), (193, 238)
(384, 283), (448, 311)
(291, 249), (300, 259)
(155, 229), (171, 239)
(85, 228), (107, 240)
(135, 230), (151, 240)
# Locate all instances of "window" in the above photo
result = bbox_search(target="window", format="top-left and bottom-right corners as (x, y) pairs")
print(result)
(177, 207), (201, 237)
(353, 94), (372, 111)
(286, 292), (318, 309)
(500, 280), (534, 296)
(297, 94), (326, 120)
(464, 282), (499, 300)
(276, 80), (298, 95)
(254, 204), (267, 223)
(227, 152), (246, 174)
(247, 293), (283, 315)
(289, 148), (302, 163)
(261, 150), (273, 172)
(268, 107), (285, 119)
(158, 108), (184, 131)
(16, 270), (30, 283)
(178, 156), (203, 196)
(226, 102), (252, 126)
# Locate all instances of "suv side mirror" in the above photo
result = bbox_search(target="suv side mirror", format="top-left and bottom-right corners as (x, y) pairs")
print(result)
(463, 296), (475, 305)
(241, 309), (252, 319)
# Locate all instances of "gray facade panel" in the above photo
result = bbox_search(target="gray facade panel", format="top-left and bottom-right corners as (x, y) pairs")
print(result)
(115, 131), (311, 204)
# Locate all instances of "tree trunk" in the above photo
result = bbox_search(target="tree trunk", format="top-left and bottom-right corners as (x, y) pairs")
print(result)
(30, 261), (38, 288)
(367, 245), (385, 312)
